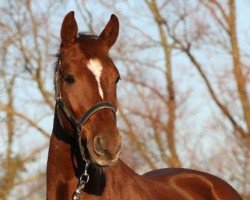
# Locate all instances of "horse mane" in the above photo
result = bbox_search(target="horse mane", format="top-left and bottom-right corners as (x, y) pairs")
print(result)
(77, 32), (108, 59)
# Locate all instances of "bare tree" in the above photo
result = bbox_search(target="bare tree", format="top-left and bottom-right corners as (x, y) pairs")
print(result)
(0, 0), (249, 198)
(0, 0), (61, 198)
(148, 0), (250, 197)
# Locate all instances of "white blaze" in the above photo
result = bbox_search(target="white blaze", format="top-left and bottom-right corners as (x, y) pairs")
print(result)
(87, 59), (104, 98)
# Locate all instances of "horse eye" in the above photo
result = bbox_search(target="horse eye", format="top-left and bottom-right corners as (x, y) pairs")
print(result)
(115, 76), (121, 84)
(64, 74), (75, 84)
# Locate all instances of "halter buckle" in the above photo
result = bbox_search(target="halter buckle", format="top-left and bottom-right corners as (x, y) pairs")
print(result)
(57, 92), (62, 100)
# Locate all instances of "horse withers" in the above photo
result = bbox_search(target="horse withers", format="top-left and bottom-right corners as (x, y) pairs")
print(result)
(46, 11), (242, 200)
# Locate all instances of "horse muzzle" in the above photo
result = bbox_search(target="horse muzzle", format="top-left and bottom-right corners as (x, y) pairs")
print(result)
(89, 134), (122, 166)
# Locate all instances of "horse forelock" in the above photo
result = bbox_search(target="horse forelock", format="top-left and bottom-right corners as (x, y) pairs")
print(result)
(78, 33), (108, 58)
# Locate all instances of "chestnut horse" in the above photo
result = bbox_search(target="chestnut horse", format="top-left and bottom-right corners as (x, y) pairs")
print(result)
(46, 11), (242, 200)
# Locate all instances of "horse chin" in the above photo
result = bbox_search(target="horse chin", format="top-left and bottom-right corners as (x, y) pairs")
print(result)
(86, 140), (121, 167)
(93, 157), (119, 167)
(87, 147), (120, 167)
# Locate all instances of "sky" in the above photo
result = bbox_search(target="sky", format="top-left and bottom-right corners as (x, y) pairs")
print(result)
(1, 0), (250, 197)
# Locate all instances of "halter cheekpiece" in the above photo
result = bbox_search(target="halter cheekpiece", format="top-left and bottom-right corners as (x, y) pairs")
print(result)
(54, 60), (116, 200)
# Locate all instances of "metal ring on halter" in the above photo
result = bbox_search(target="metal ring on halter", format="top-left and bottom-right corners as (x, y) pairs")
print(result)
(80, 163), (90, 184)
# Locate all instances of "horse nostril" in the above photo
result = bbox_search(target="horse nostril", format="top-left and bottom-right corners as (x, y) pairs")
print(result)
(94, 136), (105, 156)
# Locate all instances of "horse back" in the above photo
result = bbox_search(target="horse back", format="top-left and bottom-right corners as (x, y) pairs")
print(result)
(142, 168), (242, 200)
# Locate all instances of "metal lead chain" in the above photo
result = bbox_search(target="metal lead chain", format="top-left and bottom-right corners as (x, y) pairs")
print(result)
(72, 161), (90, 200)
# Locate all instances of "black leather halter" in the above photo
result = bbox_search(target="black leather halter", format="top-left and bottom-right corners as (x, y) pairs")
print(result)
(54, 61), (116, 163)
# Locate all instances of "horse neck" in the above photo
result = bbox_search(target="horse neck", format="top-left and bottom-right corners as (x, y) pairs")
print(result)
(85, 159), (140, 196)
(86, 160), (145, 199)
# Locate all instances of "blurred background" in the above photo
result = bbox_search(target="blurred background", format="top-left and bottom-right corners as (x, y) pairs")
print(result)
(0, 0), (250, 199)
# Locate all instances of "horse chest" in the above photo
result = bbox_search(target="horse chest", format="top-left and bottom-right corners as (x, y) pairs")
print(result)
(81, 187), (150, 200)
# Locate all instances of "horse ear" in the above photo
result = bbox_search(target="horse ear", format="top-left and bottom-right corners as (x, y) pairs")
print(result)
(99, 14), (119, 49)
(61, 11), (78, 47)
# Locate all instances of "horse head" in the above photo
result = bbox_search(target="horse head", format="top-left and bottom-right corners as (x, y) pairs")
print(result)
(55, 11), (121, 167)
